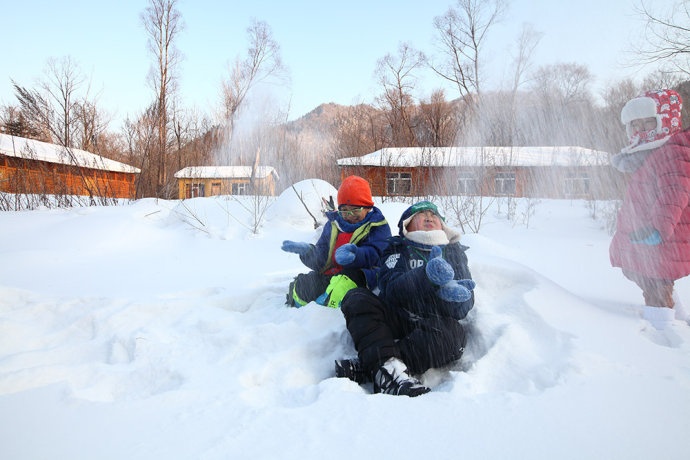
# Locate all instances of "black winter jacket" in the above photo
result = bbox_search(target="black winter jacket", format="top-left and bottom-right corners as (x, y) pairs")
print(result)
(378, 236), (474, 319)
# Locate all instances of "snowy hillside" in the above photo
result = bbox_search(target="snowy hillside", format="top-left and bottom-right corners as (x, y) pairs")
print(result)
(1, 180), (689, 460)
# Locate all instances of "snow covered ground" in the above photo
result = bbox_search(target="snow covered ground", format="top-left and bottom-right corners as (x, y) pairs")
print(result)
(1, 180), (689, 460)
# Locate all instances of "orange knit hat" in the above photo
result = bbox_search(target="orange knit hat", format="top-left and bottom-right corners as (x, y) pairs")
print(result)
(337, 175), (374, 207)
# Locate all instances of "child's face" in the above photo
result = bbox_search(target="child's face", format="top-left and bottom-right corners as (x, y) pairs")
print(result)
(630, 117), (657, 133)
(338, 205), (368, 224)
(406, 210), (443, 232)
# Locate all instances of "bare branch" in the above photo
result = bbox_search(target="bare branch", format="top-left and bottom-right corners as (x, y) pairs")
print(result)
(632, 0), (690, 74)
(221, 19), (285, 128)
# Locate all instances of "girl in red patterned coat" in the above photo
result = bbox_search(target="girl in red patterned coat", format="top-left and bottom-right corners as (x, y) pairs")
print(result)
(609, 89), (690, 329)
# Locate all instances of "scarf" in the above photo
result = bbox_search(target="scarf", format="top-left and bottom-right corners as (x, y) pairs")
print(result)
(612, 135), (672, 173)
(610, 148), (653, 173)
(405, 230), (450, 247)
(334, 209), (373, 233)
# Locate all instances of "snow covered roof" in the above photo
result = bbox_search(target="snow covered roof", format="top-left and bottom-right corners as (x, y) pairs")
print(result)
(0, 133), (141, 174)
(174, 165), (280, 180)
(337, 146), (611, 168)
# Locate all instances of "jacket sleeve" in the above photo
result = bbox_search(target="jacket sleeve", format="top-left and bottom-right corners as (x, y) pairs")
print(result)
(347, 222), (393, 269)
(299, 223), (331, 270)
(651, 146), (690, 240)
(438, 245), (475, 319)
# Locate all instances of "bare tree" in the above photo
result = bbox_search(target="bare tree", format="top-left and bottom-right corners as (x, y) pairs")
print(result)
(506, 24), (541, 144)
(331, 103), (379, 158)
(417, 89), (458, 146)
(40, 56), (84, 147)
(11, 57), (110, 153)
(141, 0), (183, 197)
(73, 84), (111, 154)
(479, 24), (542, 146)
(524, 63), (595, 146)
(221, 19), (285, 131)
(633, 0), (690, 75)
(170, 100), (190, 176)
(429, 0), (507, 113)
(375, 43), (424, 146)
(123, 104), (159, 198)
(642, 68), (685, 89)
(531, 63), (593, 108)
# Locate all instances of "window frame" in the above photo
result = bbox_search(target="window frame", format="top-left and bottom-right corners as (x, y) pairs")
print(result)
(231, 181), (248, 195)
(494, 171), (516, 196)
(457, 171), (479, 195)
(185, 182), (205, 198)
(386, 171), (412, 195)
(563, 171), (590, 198)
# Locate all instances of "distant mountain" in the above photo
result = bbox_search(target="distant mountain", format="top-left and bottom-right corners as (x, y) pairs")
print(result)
(285, 103), (348, 134)
(286, 102), (378, 135)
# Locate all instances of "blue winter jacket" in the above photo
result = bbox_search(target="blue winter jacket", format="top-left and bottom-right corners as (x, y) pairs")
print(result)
(378, 237), (474, 320)
(299, 206), (391, 288)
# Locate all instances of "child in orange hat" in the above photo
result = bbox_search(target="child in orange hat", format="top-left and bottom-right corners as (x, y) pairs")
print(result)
(281, 175), (391, 308)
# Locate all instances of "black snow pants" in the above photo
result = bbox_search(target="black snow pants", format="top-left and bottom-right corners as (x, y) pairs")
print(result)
(340, 287), (466, 377)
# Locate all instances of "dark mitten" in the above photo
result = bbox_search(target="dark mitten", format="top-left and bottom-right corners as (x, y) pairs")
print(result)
(425, 246), (455, 285)
(281, 240), (311, 255)
(437, 279), (475, 303)
(335, 243), (357, 265)
(629, 227), (662, 245)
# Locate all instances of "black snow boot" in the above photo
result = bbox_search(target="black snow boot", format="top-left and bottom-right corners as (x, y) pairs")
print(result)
(373, 357), (430, 397)
(335, 358), (370, 384)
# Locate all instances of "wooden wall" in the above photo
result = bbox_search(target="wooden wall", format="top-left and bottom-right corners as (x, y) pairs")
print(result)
(176, 175), (278, 199)
(0, 154), (137, 199)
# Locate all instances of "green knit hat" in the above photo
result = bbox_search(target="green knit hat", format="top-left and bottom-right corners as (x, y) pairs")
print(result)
(397, 201), (445, 235)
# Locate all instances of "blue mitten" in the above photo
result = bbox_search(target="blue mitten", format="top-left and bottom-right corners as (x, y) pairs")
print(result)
(281, 240), (311, 255)
(629, 227), (662, 246)
(335, 243), (357, 265)
(425, 246), (454, 285)
(438, 279), (475, 303)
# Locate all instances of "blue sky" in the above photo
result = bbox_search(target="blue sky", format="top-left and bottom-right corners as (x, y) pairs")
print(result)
(1, 0), (666, 129)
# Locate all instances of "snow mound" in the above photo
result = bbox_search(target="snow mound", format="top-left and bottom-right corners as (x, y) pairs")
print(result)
(267, 179), (337, 229)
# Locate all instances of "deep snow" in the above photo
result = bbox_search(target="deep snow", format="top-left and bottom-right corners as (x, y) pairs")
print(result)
(1, 180), (689, 460)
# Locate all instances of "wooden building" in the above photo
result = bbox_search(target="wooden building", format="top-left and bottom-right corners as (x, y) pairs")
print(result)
(337, 146), (626, 200)
(0, 134), (140, 199)
(174, 166), (280, 198)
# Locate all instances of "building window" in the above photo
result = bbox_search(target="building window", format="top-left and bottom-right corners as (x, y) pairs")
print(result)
(185, 182), (205, 198)
(564, 172), (590, 198)
(231, 182), (248, 195)
(494, 172), (516, 196)
(386, 172), (412, 195)
(458, 172), (478, 195)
